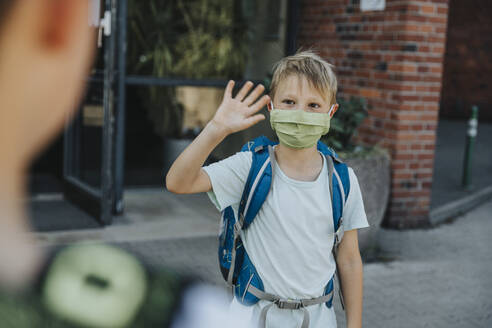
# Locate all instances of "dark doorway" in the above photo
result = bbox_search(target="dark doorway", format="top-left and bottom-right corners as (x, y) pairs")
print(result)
(29, 136), (64, 194)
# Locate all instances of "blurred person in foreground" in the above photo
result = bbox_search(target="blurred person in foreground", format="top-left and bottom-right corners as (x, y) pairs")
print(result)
(0, 1), (250, 327)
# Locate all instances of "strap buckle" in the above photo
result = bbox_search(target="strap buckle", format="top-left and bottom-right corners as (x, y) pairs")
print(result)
(234, 214), (245, 235)
(275, 298), (303, 310)
(334, 217), (344, 245)
(233, 221), (241, 235)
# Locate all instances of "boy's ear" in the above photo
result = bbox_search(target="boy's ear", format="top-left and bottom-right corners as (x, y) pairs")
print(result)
(42, 0), (91, 50)
(267, 100), (273, 112)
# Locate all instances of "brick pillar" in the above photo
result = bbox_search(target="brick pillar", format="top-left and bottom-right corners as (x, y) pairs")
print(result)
(298, 0), (449, 228)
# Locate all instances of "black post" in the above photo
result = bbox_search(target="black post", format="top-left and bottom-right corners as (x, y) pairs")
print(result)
(100, 0), (117, 225)
(286, 0), (301, 56)
(462, 105), (479, 190)
(113, 0), (127, 215)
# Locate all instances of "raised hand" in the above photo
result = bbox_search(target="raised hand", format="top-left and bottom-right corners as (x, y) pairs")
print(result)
(211, 80), (270, 135)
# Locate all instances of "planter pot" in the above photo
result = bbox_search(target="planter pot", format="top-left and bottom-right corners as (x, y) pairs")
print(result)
(343, 150), (391, 258)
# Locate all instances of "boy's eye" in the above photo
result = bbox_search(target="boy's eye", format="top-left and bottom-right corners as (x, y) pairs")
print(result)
(282, 99), (295, 105)
(309, 103), (321, 109)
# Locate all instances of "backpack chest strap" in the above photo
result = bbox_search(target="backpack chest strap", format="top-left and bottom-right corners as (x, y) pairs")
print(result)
(247, 284), (333, 328)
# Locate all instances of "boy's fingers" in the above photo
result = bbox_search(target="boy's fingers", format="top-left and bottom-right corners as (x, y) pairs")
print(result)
(244, 114), (265, 129)
(235, 81), (254, 101)
(249, 94), (270, 114)
(244, 84), (265, 106)
(224, 80), (234, 99)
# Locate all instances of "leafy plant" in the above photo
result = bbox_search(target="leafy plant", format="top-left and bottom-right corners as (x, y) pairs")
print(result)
(173, 0), (249, 79)
(127, 0), (184, 137)
(323, 96), (369, 152)
(127, 0), (251, 138)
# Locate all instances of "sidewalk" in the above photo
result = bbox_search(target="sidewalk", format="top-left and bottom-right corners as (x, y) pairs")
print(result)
(34, 191), (492, 327)
(114, 198), (492, 328)
(34, 190), (219, 244)
(350, 197), (492, 328)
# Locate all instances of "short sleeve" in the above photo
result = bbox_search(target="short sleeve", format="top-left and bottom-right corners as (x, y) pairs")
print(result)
(342, 167), (370, 231)
(202, 151), (252, 212)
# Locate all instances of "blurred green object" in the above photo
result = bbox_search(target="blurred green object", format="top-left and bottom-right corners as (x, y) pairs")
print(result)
(42, 244), (147, 328)
(322, 96), (368, 152)
(0, 244), (192, 328)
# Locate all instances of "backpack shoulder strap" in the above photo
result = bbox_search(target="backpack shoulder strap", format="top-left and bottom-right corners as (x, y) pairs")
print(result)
(240, 135), (276, 152)
(322, 142), (351, 312)
(238, 136), (277, 229)
(319, 139), (350, 235)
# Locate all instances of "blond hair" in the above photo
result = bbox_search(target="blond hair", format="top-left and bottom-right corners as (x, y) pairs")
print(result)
(270, 50), (337, 105)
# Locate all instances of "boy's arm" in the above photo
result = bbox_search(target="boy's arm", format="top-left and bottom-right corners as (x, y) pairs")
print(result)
(166, 80), (270, 194)
(337, 230), (364, 328)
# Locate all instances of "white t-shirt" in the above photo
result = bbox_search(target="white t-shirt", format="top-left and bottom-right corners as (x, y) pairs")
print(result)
(203, 148), (369, 328)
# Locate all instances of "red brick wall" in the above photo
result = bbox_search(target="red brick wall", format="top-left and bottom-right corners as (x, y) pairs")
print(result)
(440, 0), (492, 122)
(298, 0), (449, 228)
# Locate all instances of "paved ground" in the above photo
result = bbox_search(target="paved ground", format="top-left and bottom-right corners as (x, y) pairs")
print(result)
(431, 119), (492, 209)
(35, 192), (492, 327)
(29, 194), (100, 231)
(358, 199), (492, 328)
(113, 200), (492, 328)
(34, 190), (219, 245)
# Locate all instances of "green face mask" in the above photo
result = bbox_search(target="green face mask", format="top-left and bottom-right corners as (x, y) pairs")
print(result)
(269, 102), (334, 149)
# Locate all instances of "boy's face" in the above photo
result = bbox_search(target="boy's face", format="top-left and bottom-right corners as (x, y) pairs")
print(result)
(269, 75), (339, 117)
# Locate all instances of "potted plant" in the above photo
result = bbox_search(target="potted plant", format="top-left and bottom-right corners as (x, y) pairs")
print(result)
(172, 0), (250, 135)
(128, 0), (183, 136)
(128, 0), (251, 172)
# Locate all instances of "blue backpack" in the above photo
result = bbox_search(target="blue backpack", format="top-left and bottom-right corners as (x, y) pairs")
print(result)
(217, 136), (350, 328)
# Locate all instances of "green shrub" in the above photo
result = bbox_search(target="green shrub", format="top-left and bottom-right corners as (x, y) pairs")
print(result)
(322, 96), (368, 152)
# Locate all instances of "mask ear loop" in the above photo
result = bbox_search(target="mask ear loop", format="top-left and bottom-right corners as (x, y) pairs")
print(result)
(268, 100), (274, 112)
(328, 104), (336, 117)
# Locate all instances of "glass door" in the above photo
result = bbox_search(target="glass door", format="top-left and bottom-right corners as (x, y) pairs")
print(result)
(63, 0), (116, 225)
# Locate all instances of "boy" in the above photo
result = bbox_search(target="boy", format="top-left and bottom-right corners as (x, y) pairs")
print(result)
(166, 51), (369, 328)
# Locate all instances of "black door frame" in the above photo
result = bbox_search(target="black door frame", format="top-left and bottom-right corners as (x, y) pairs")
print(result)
(63, 0), (117, 225)
(64, 0), (300, 221)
